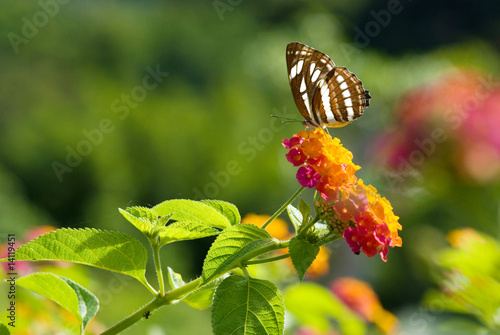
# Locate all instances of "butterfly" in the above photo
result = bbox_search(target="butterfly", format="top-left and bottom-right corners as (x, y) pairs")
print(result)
(286, 42), (371, 128)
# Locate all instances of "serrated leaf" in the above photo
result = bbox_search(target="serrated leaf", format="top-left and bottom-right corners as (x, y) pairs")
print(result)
(202, 199), (241, 225)
(212, 275), (284, 335)
(0, 228), (148, 286)
(154, 199), (231, 229)
(284, 283), (365, 334)
(298, 198), (311, 220)
(127, 206), (158, 223)
(289, 237), (320, 280)
(157, 213), (174, 227)
(17, 273), (99, 332)
(202, 224), (276, 283)
(287, 204), (302, 232)
(119, 208), (155, 236)
(158, 220), (219, 245)
(0, 322), (9, 335)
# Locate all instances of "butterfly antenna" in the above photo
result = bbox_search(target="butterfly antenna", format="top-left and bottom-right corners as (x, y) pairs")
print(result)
(271, 114), (302, 124)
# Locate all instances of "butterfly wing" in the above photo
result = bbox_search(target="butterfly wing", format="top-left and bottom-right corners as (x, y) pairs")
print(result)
(312, 66), (371, 127)
(286, 42), (336, 127)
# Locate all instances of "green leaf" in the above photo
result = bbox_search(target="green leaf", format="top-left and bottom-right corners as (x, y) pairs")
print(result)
(158, 220), (219, 245)
(289, 237), (320, 280)
(154, 199), (231, 229)
(164, 267), (219, 310)
(166, 267), (184, 290)
(183, 279), (221, 310)
(127, 206), (158, 223)
(284, 282), (365, 334)
(202, 199), (241, 225)
(287, 204), (302, 232)
(212, 275), (284, 335)
(298, 198), (311, 221)
(0, 322), (10, 335)
(17, 273), (99, 332)
(157, 213), (174, 227)
(0, 228), (149, 286)
(119, 207), (155, 236)
(202, 224), (276, 283)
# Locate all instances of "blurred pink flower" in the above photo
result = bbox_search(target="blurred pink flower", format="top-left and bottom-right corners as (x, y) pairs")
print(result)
(375, 70), (500, 183)
(1, 225), (57, 275)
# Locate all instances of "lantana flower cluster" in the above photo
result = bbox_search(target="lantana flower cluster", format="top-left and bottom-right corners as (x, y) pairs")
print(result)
(283, 128), (402, 261)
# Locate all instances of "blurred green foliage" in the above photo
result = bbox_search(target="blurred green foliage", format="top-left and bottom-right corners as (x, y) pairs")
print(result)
(1, 0), (500, 333)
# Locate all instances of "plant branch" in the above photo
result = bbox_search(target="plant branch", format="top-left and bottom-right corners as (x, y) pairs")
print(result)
(100, 277), (203, 335)
(262, 186), (305, 229)
(100, 297), (164, 335)
(244, 252), (290, 265)
(152, 242), (165, 296)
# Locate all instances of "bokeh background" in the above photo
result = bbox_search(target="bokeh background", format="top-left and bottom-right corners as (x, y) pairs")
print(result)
(1, 0), (500, 334)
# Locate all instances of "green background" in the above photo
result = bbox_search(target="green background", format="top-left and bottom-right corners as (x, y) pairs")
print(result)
(1, 0), (499, 334)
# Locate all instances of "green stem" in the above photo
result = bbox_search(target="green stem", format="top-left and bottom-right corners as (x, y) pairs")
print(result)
(163, 277), (202, 301)
(100, 277), (203, 335)
(100, 297), (164, 335)
(242, 267), (250, 277)
(142, 279), (158, 296)
(152, 242), (165, 296)
(262, 186), (305, 229)
(244, 252), (290, 265)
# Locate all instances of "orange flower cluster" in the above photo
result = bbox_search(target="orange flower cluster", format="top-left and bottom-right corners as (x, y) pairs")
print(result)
(283, 128), (359, 201)
(283, 129), (402, 261)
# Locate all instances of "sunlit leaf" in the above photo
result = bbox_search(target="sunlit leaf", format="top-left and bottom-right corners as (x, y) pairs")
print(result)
(166, 267), (184, 291)
(158, 220), (219, 245)
(202, 199), (241, 225)
(154, 199), (231, 229)
(212, 275), (284, 335)
(183, 279), (221, 310)
(17, 273), (98, 332)
(202, 224), (276, 283)
(119, 207), (155, 236)
(0, 228), (149, 286)
(287, 204), (302, 232)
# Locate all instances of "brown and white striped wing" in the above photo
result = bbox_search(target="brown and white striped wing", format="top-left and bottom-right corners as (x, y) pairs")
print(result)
(312, 66), (371, 128)
(286, 42), (336, 127)
(286, 42), (370, 128)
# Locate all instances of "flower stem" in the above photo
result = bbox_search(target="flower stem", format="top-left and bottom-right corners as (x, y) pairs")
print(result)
(262, 186), (305, 229)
